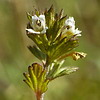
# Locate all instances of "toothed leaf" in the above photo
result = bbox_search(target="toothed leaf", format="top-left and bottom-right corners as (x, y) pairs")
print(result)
(28, 46), (46, 62)
(28, 66), (38, 91)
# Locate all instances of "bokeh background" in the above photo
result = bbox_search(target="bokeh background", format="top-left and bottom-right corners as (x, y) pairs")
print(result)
(0, 0), (100, 100)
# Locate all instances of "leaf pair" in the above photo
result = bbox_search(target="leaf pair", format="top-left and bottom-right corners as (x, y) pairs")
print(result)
(23, 63), (49, 93)
(47, 60), (78, 80)
(45, 6), (67, 42)
(27, 33), (48, 54)
(48, 35), (79, 61)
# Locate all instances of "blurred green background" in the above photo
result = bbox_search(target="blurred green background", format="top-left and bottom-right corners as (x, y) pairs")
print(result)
(0, 0), (100, 100)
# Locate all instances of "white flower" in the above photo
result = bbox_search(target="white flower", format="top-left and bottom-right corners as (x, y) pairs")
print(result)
(74, 28), (82, 36)
(65, 17), (75, 29)
(65, 17), (82, 36)
(26, 15), (48, 34)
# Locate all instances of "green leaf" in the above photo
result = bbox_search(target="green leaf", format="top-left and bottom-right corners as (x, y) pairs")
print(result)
(34, 9), (40, 16)
(51, 36), (79, 61)
(59, 9), (64, 19)
(28, 46), (46, 62)
(23, 73), (34, 90)
(38, 34), (49, 48)
(54, 67), (79, 79)
(37, 64), (43, 78)
(46, 15), (67, 42)
(32, 63), (43, 78)
(32, 63), (39, 77)
(26, 12), (32, 22)
(45, 5), (55, 40)
(52, 15), (67, 41)
(23, 73), (32, 83)
(23, 79), (34, 90)
(41, 80), (49, 93)
(27, 33), (47, 53)
(45, 5), (54, 28)
(28, 66), (38, 91)
(47, 60), (64, 80)
(23, 63), (50, 93)
(38, 70), (46, 91)
(47, 63), (60, 79)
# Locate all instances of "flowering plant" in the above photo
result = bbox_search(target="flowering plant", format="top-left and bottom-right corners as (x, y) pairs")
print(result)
(23, 5), (86, 100)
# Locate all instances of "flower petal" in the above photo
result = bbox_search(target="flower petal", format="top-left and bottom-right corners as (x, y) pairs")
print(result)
(39, 15), (45, 21)
(65, 17), (75, 29)
(64, 17), (82, 36)
(74, 28), (82, 36)
(32, 15), (38, 21)
(31, 14), (47, 32)
(26, 29), (40, 34)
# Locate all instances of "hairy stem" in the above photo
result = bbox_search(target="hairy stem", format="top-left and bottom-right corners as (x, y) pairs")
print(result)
(36, 92), (44, 100)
